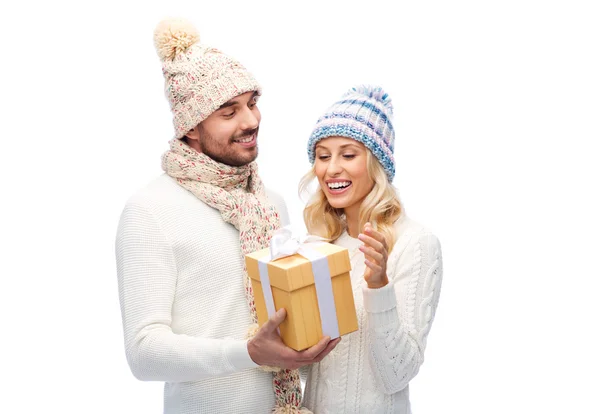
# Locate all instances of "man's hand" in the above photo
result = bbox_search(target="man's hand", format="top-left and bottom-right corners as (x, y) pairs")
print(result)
(247, 308), (341, 370)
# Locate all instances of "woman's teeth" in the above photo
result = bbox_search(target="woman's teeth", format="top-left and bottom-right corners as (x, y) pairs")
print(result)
(328, 181), (351, 189)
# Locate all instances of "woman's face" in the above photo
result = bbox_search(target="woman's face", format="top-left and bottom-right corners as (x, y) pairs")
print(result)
(314, 136), (375, 213)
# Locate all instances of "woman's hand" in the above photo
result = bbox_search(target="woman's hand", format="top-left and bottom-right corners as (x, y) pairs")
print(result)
(358, 222), (389, 289)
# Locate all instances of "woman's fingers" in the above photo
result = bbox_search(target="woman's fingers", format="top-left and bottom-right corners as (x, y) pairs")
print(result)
(364, 223), (387, 251)
(359, 244), (385, 265)
(358, 233), (384, 254)
(364, 259), (382, 273)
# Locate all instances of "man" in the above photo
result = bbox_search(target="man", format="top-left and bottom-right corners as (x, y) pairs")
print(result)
(116, 18), (338, 414)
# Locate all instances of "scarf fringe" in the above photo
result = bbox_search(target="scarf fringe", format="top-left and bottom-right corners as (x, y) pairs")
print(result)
(272, 405), (313, 414)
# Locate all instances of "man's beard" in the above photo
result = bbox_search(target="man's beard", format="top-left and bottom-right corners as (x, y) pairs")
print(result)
(198, 125), (259, 167)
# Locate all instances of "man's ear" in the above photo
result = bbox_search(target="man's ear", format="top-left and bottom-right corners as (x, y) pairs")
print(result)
(186, 126), (200, 141)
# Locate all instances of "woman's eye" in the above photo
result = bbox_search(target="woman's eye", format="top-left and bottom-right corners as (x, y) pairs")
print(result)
(343, 154), (356, 159)
(317, 155), (330, 160)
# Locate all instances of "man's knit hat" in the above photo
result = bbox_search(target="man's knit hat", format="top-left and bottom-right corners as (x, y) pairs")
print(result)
(154, 18), (261, 139)
(307, 85), (396, 181)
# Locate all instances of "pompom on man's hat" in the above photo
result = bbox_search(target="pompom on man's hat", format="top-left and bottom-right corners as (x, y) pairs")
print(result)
(307, 85), (396, 181)
(154, 18), (261, 138)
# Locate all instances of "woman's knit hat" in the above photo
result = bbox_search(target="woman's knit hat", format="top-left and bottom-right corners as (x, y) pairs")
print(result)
(307, 85), (396, 181)
(154, 18), (261, 138)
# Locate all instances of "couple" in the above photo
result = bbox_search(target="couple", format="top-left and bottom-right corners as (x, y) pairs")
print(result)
(115, 18), (443, 414)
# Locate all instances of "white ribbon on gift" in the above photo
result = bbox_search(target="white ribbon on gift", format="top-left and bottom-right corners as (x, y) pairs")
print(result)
(257, 226), (341, 340)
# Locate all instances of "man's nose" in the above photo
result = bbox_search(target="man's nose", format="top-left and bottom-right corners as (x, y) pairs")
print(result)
(239, 107), (259, 131)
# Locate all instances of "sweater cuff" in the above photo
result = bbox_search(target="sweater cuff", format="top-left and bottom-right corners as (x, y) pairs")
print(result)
(362, 283), (399, 327)
(224, 339), (258, 371)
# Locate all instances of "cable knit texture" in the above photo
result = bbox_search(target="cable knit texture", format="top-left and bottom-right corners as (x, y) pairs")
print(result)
(302, 215), (443, 414)
(116, 172), (296, 413)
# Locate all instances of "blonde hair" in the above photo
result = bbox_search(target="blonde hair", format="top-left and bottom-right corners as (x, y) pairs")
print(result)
(299, 150), (402, 252)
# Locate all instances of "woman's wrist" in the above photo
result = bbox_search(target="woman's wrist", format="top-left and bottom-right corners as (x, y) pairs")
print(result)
(366, 277), (389, 289)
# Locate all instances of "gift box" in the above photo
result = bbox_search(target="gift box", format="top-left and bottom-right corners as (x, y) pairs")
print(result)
(245, 230), (358, 351)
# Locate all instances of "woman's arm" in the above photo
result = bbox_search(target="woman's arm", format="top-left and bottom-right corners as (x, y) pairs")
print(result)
(362, 232), (443, 394)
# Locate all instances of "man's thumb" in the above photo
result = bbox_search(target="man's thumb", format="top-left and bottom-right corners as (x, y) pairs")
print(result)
(266, 308), (286, 330)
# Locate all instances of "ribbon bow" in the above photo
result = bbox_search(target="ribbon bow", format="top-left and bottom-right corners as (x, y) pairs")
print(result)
(269, 226), (327, 261)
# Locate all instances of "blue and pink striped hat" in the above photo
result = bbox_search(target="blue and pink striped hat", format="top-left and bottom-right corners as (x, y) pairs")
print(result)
(307, 85), (396, 181)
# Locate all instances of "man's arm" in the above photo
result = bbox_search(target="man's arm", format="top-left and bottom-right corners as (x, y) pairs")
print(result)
(116, 202), (256, 382)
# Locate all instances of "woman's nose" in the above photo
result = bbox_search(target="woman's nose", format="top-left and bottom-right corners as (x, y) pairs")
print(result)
(326, 157), (343, 176)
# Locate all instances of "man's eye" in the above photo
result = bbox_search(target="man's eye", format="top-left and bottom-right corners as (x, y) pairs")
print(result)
(223, 111), (235, 117)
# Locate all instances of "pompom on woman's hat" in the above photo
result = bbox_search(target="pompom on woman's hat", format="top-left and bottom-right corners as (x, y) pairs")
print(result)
(307, 85), (396, 181)
(154, 18), (261, 139)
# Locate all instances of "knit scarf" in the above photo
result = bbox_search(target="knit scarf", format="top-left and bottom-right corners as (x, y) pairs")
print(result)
(162, 139), (310, 413)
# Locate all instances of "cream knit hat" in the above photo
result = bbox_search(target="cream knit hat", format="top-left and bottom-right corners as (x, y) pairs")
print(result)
(154, 18), (261, 138)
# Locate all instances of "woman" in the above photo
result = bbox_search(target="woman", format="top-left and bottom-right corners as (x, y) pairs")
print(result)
(299, 86), (443, 413)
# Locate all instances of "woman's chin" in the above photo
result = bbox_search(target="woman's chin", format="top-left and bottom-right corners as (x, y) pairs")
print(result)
(324, 196), (349, 210)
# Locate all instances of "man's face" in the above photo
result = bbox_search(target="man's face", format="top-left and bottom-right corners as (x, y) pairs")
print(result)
(186, 91), (261, 166)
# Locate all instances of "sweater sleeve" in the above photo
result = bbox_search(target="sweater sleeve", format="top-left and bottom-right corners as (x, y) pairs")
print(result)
(361, 232), (443, 394)
(115, 202), (257, 382)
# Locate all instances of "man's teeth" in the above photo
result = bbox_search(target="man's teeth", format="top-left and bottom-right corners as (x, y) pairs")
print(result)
(328, 181), (351, 189)
(235, 135), (254, 143)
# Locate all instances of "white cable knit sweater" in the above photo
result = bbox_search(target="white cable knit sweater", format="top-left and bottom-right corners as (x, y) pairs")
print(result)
(115, 174), (289, 414)
(302, 215), (443, 414)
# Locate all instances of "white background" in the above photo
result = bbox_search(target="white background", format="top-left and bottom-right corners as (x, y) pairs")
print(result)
(1, 0), (599, 413)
